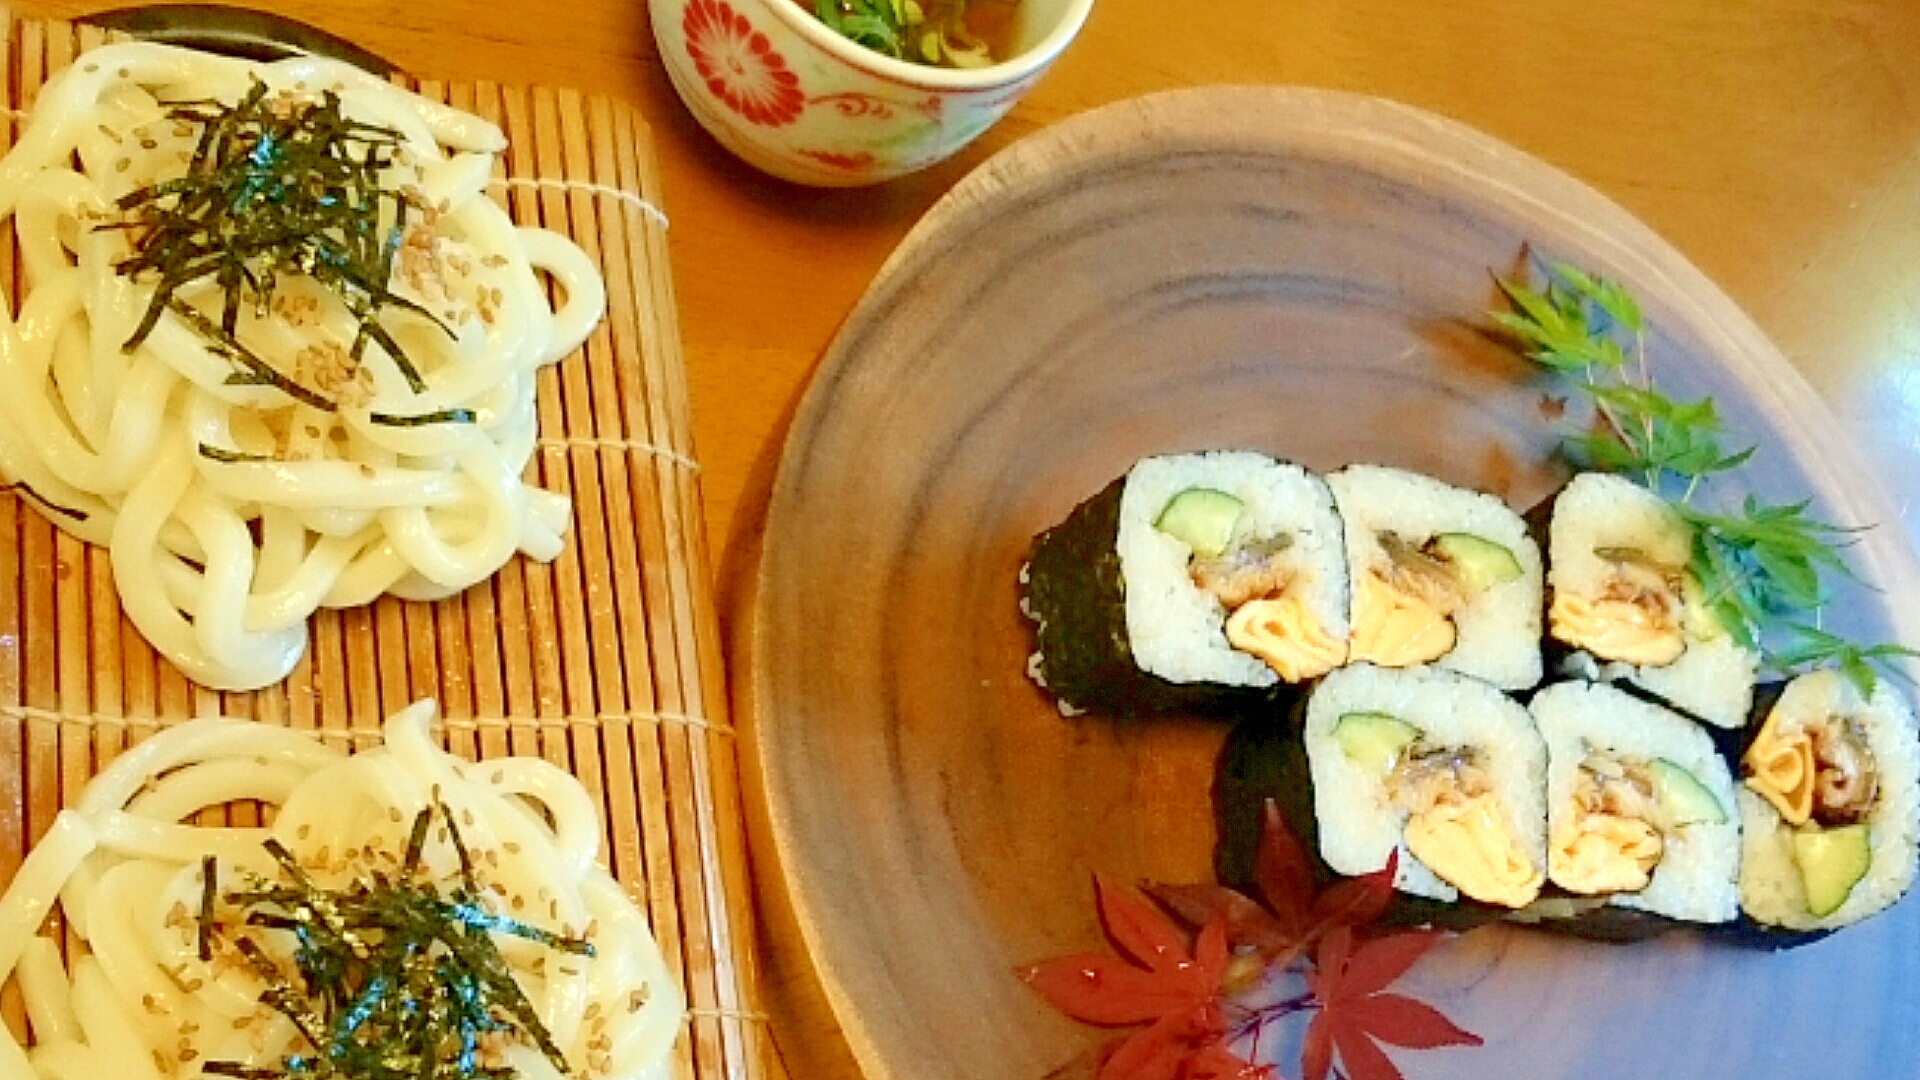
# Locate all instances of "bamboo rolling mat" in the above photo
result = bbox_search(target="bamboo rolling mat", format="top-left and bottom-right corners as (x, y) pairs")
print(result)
(0, 12), (770, 1080)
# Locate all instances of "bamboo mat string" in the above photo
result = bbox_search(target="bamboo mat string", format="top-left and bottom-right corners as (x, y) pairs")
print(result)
(537, 433), (703, 472)
(490, 175), (671, 229)
(0, 14), (769, 1080)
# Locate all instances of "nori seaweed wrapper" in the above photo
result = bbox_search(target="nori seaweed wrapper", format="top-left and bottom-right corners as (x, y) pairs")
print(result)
(1020, 475), (1274, 719)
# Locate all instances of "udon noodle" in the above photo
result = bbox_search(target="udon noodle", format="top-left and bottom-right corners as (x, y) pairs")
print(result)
(0, 700), (683, 1080)
(0, 42), (605, 689)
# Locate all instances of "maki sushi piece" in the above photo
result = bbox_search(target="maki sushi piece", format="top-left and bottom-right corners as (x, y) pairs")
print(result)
(1212, 694), (1498, 934)
(1543, 472), (1759, 728)
(1732, 669), (1920, 934)
(1021, 451), (1348, 716)
(1534, 680), (1741, 924)
(1328, 464), (1542, 690)
(1304, 664), (1547, 909)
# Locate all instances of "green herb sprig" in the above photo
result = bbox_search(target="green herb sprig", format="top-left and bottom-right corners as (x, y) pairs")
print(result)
(1493, 268), (1750, 496)
(107, 80), (449, 410)
(201, 803), (592, 1080)
(1492, 260), (1911, 692)
(1769, 623), (1920, 699)
(812, 0), (991, 66)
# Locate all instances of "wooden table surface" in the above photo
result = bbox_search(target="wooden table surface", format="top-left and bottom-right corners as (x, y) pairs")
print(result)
(16, 0), (1920, 1076)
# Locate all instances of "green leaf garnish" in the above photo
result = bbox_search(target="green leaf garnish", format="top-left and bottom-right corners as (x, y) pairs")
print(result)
(1767, 623), (1920, 698)
(1494, 264), (1745, 493)
(1680, 497), (1861, 650)
(1549, 261), (1643, 333)
(1490, 257), (1905, 687)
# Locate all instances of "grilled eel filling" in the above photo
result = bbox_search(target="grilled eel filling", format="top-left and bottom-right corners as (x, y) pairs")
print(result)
(1744, 709), (1878, 829)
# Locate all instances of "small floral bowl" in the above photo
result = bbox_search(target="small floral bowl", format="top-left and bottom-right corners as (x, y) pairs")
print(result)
(653, 0), (1093, 185)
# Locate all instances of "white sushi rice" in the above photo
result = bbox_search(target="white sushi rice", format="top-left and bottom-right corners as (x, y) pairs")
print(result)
(1597, 644), (1757, 730)
(1532, 680), (1741, 923)
(1738, 670), (1920, 930)
(1117, 451), (1347, 686)
(1547, 472), (1758, 728)
(1305, 663), (1547, 903)
(1328, 464), (1543, 690)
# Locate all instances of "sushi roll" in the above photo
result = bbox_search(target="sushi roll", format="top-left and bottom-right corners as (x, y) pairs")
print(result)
(1328, 464), (1542, 690)
(1534, 681), (1741, 924)
(1305, 664), (1547, 909)
(1733, 669), (1920, 933)
(1543, 472), (1759, 728)
(1021, 451), (1348, 716)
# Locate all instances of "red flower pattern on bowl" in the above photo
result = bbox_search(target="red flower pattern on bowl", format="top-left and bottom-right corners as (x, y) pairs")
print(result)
(684, 0), (805, 128)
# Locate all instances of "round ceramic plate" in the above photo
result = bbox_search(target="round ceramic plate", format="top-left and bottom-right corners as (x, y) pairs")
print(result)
(745, 87), (1920, 1080)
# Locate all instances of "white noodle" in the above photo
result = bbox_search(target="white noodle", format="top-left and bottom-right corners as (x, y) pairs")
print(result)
(0, 42), (607, 689)
(0, 701), (684, 1080)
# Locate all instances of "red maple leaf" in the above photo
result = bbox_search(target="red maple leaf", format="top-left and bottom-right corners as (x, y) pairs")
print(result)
(1150, 801), (1397, 968)
(1299, 927), (1482, 1080)
(1019, 876), (1250, 1080)
(1024, 802), (1480, 1080)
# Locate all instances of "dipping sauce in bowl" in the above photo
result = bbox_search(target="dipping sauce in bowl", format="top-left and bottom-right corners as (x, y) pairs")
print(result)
(652, 0), (1093, 185)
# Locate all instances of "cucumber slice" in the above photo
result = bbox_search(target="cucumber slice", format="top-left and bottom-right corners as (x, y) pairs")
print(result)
(1648, 759), (1726, 826)
(1680, 572), (1726, 641)
(1793, 824), (1872, 918)
(1334, 712), (1421, 775)
(1154, 488), (1243, 558)
(1430, 533), (1522, 593)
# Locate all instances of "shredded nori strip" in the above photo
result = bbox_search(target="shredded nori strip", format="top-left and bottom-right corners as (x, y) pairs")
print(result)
(199, 854), (218, 961)
(0, 480), (89, 521)
(107, 79), (451, 408)
(198, 443), (277, 464)
(369, 408), (476, 427)
(204, 804), (594, 1079)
